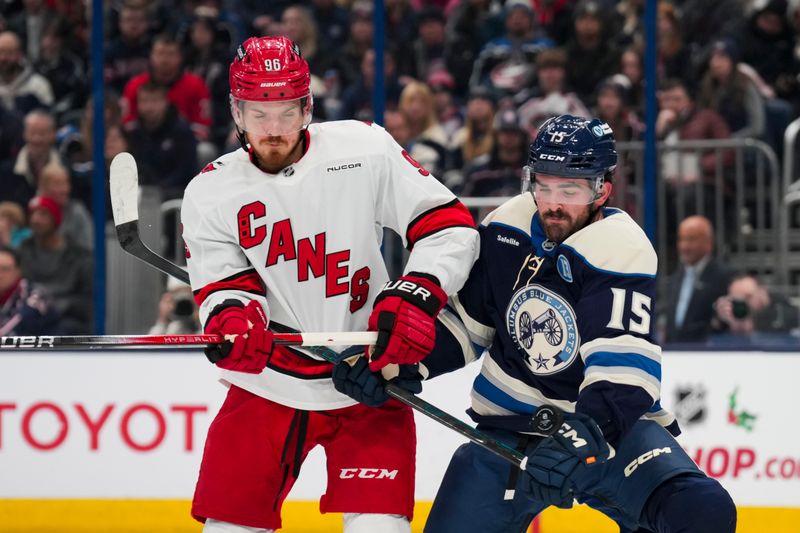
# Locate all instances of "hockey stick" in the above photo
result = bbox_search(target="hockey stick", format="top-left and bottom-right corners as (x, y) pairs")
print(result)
(107, 152), (553, 472)
(0, 332), (378, 351)
(110, 152), (191, 284)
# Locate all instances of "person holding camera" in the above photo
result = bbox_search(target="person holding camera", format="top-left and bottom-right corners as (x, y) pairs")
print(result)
(712, 273), (799, 340)
(148, 277), (200, 335)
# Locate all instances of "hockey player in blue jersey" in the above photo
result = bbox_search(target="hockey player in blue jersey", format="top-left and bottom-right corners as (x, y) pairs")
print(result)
(333, 114), (736, 533)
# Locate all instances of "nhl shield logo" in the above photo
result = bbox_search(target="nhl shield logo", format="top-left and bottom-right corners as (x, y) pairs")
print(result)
(674, 385), (707, 426)
(506, 284), (579, 375)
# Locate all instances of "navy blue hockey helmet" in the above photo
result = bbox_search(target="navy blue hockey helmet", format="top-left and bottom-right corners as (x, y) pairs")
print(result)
(523, 115), (617, 201)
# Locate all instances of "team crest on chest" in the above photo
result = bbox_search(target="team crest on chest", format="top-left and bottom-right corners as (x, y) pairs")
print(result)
(506, 284), (580, 376)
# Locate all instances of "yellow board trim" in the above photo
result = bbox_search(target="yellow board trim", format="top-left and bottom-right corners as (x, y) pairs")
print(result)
(0, 500), (797, 532)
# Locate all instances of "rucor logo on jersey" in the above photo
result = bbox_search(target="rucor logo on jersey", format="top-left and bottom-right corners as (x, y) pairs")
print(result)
(237, 201), (371, 312)
(327, 162), (362, 172)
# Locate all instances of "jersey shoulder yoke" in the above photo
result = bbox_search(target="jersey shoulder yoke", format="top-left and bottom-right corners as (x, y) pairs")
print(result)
(563, 209), (657, 276)
(482, 194), (535, 237)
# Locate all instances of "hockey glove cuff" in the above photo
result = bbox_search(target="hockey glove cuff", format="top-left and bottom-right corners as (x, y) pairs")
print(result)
(204, 300), (273, 374)
(367, 274), (447, 372)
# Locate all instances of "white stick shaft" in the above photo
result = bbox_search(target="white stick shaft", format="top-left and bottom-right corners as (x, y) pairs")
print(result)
(299, 331), (378, 346)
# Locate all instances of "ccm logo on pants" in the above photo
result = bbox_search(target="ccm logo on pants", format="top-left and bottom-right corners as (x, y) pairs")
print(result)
(340, 468), (399, 480)
(624, 447), (672, 477)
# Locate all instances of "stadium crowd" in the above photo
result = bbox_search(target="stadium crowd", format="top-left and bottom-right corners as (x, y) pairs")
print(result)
(0, 0), (799, 342)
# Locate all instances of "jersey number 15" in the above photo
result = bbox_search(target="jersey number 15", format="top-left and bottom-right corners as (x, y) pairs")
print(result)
(607, 288), (651, 335)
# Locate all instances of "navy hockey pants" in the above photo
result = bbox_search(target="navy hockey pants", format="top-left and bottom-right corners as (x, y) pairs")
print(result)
(424, 419), (735, 533)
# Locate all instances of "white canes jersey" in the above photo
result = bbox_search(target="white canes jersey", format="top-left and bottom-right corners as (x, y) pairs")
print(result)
(182, 120), (479, 410)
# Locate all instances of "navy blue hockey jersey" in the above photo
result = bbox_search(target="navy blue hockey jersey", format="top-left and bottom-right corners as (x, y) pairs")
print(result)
(430, 194), (676, 445)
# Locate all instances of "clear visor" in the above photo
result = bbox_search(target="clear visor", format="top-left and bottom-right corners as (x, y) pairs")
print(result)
(231, 95), (313, 136)
(524, 166), (602, 205)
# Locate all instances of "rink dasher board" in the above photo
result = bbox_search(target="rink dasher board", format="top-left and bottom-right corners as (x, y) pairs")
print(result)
(0, 350), (797, 507)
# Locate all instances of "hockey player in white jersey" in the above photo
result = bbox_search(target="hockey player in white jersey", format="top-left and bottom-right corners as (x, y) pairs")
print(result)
(181, 36), (478, 533)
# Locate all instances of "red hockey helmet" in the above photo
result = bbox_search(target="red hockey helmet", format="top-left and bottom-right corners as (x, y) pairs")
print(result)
(229, 36), (313, 136)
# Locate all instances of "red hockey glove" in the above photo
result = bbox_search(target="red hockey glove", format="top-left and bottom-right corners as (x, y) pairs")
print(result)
(367, 274), (446, 372)
(204, 300), (273, 374)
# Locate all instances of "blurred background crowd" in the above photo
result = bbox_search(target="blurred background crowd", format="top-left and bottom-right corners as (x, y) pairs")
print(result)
(1, 0), (800, 348)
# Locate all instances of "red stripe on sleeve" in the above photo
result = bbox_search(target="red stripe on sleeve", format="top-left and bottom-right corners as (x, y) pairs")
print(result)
(406, 200), (475, 249)
(193, 270), (265, 306)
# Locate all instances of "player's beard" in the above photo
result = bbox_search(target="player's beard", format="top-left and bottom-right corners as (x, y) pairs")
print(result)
(252, 133), (304, 174)
(540, 205), (592, 244)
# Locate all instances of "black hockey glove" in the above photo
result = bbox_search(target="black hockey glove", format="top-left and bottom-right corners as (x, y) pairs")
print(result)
(525, 411), (611, 508)
(332, 356), (422, 408)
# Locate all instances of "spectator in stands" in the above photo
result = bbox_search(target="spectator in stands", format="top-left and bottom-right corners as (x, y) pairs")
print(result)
(594, 74), (642, 143)
(615, 0), (645, 48)
(564, 0), (620, 104)
(334, 1), (374, 90)
(104, 2), (152, 94)
(656, 2), (696, 91)
(451, 86), (496, 172)
(396, 6), (447, 83)
(656, 78), (732, 186)
(384, 109), (413, 150)
(739, 0), (798, 104)
(36, 163), (93, 251)
(0, 31), (53, 113)
(619, 46), (645, 116)
(6, 109), (60, 204)
(678, 0), (744, 50)
(18, 196), (92, 335)
(594, 74), (643, 216)
(49, 0), (89, 59)
(428, 70), (463, 140)
(121, 33), (212, 148)
(59, 95), (123, 208)
(471, 0), (553, 103)
(281, 4), (335, 80)
(660, 215), (734, 344)
(712, 273), (800, 341)
(311, 0), (349, 54)
(238, 0), (295, 34)
(148, 277), (200, 335)
(124, 81), (197, 200)
(461, 108), (528, 210)
(4, 0), (58, 63)
(338, 48), (403, 122)
(0, 244), (59, 335)
(518, 47), (591, 138)
(532, 0), (576, 45)
(443, 0), (493, 96)
(182, 7), (230, 149)
(398, 81), (450, 180)
(105, 124), (130, 169)
(0, 201), (31, 248)
(385, 0), (418, 52)
(697, 39), (765, 139)
(35, 20), (86, 121)
(280, 4), (338, 121)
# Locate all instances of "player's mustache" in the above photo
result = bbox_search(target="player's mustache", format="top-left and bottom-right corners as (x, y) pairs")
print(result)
(543, 210), (569, 220)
